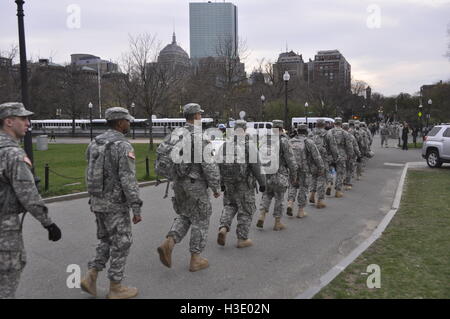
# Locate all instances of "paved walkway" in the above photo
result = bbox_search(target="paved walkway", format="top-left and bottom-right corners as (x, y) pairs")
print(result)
(17, 135), (424, 299)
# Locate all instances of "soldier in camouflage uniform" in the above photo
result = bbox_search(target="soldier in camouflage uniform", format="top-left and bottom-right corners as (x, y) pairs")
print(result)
(257, 120), (297, 231)
(81, 107), (143, 299)
(0, 102), (62, 299)
(327, 118), (354, 198)
(217, 120), (266, 248)
(353, 121), (368, 180)
(157, 103), (221, 272)
(287, 124), (324, 218)
(311, 119), (337, 207)
(343, 122), (361, 190)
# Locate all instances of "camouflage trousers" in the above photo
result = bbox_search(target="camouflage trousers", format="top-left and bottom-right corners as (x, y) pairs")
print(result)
(168, 178), (212, 254)
(88, 211), (132, 282)
(219, 183), (256, 240)
(335, 159), (346, 191)
(356, 161), (363, 177)
(260, 184), (287, 218)
(0, 251), (25, 299)
(287, 172), (309, 208)
(310, 167), (327, 200)
(345, 159), (356, 185)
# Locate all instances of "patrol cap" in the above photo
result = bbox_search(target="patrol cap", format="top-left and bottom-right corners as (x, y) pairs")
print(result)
(349, 120), (355, 125)
(334, 117), (343, 124)
(272, 120), (284, 128)
(0, 102), (34, 120)
(183, 103), (204, 116)
(105, 107), (134, 122)
(354, 120), (361, 125)
(316, 119), (325, 125)
(234, 120), (247, 129)
(297, 123), (307, 130)
(342, 123), (349, 129)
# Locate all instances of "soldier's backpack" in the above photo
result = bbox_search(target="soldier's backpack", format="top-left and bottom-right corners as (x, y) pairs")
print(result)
(289, 137), (307, 173)
(86, 138), (123, 197)
(154, 131), (192, 181)
(219, 141), (248, 183)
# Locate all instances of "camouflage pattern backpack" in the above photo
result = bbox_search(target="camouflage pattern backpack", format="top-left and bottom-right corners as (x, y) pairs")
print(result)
(219, 141), (248, 184)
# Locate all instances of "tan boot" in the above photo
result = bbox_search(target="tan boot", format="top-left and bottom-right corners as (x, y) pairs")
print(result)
(273, 217), (286, 231)
(106, 281), (138, 299)
(80, 268), (98, 297)
(335, 191), (344, 198)
(316, 199), (326, 209)
(237, 239), (253, 248)
(344, 185), (352, 191)
(256, 209), (266, 228)
(297, 207), (308, 218)
(309, 192), (316, 204)
(157, 236), (175, 268)
(189, 253), (209, 272)
(217, 227), (227, 246)
(286, 201), (294, 217)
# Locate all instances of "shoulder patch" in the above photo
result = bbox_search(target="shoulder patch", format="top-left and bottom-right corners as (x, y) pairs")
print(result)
(23, 156), (33, 167)
(127, 152), (136, 160)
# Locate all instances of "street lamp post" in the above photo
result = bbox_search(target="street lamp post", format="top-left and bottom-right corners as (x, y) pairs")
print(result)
(88, 102), (93, 141)
(283, 71), (290, 128)
(418, 103), (423, 136)
(15, 0), (33, 166)
(362, 105), (366, 122)
(305, 102), (309, 129)
(131, 102), (136, 139)
(427, 99), (432, 131)
(260, 95), (265, 121)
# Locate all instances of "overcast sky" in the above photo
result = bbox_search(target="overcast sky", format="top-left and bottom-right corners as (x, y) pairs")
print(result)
(1, 0), (449, 96)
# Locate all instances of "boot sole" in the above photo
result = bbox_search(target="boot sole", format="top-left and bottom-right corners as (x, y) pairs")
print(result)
(107, 290), (138, 299)
(80, 281), (97, 297)
(217, 232), (226, 246)
(157, 246), (172, 268)
(189, 264), (209, 272)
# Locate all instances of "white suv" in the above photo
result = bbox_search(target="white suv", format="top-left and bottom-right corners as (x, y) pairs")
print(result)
(422, 124), (450, 168)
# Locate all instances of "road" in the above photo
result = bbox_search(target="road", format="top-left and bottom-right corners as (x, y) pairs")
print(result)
(17, 135), (423, 299)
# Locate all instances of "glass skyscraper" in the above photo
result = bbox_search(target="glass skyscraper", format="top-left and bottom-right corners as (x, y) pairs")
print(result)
(189, 2), (238, 59)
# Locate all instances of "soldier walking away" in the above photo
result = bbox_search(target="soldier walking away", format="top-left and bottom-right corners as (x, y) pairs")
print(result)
(81, 107), (143, 299)
(287, 124), (324, 218)
(0, 102), (62, 299)
(217, 120), (266, 248)
(327, 118), (354, 198)
(257, 120), (297, 231)
(157, 103), (221, 272)
(343, 122), (361, 191)
(380, 123), (390, 148)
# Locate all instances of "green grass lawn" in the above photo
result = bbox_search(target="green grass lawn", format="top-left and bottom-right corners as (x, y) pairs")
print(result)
(33, 143), (158, 197)
(314, 169), (450, 299)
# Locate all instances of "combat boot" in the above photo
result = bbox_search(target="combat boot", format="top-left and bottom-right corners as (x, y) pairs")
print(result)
(335, 191), (344, 198)
(217, 227), (227, 246)
(316, 199), (326, 209)
(309, 192), (316, 204)
(80, 268), (98, 297)
(286, 201), (294, 217)
(106, 281), (138, 299)
(344, 184), (352, 191)
(256, 209), (266, 228)
(237, 239), (253, 248)
(297, 207), (308, 218)
(189, 253), (209, 272)
(273, 217), (286, 231)
(157, 236), (175, 268)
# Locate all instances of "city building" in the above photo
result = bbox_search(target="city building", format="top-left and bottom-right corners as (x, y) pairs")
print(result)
(273, 50), (305, 83)
(189, 1), (238, 60)
(70, 53), (118, 74)
(157, 32), (191, 71)
(307, 50), (351, 90)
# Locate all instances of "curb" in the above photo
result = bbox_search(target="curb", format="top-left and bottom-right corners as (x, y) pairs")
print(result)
(296, 163), (410, 299)
(43, 179), (167, 204)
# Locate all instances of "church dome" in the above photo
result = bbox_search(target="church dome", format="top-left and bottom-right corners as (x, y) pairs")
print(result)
(158, 33), (190, 67)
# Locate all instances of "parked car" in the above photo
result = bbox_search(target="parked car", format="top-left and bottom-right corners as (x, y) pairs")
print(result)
(422, 124), (450, 168)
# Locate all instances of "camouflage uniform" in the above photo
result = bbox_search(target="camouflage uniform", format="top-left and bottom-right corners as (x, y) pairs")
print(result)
(312, 121), (338, 199)
(343, 123), (361, 186)
(327, 118), (354, 192)
(260, 121), (297, 218)
(167, 122), (221, 254)
(218, 121), (265, 241)
(86, 108), (142, 283)
(0, 103), (58, 299)
(288, 128), (324, 207)
(353, 123), (368, 178)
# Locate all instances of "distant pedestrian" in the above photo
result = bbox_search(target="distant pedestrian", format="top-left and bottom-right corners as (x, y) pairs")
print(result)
(49, 130), (56, 142)
(402, 123), (409, 150)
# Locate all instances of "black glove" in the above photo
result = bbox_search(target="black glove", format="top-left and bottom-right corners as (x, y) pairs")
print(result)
(221, 184), (226, 192)
(259, 185), (266, 193)
(45, 223), (62, 241)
